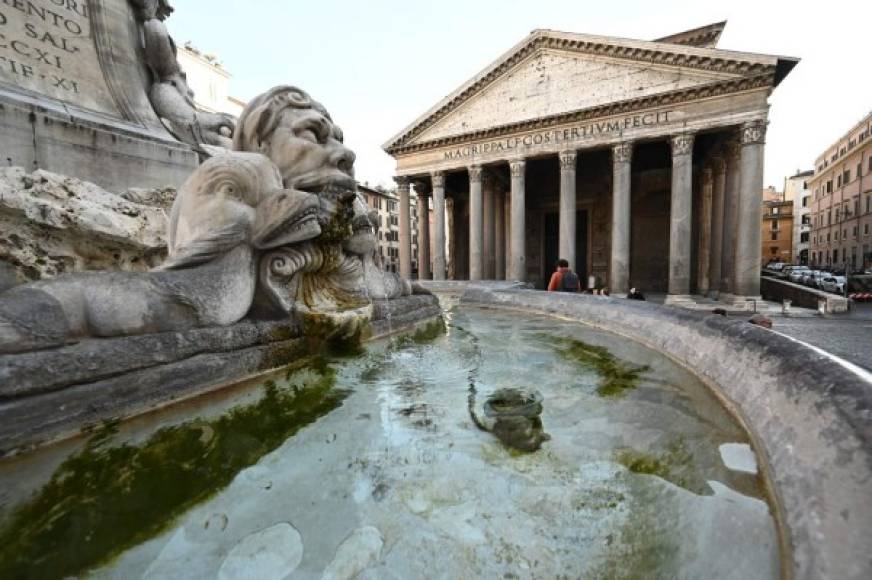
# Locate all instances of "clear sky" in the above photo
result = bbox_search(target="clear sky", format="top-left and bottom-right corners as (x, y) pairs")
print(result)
(169, 0), (871, 191)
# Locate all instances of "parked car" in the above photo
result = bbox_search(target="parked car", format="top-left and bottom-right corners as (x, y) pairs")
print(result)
(798, 270), (817, 286)
(804, 271), (832, 289)
(780, 265), (804, 280)
(788, 267), (812, 284)
(820, 275), (846, 294)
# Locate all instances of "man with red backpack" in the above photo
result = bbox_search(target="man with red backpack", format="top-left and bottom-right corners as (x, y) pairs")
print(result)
(547, 259), (581, 292)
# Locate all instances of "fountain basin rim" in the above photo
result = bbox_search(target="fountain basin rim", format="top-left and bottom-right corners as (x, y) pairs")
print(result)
(458, 285), (872, 580)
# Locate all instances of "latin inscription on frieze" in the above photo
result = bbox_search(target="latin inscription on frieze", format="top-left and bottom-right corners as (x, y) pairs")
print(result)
(0, 0), (120, 114)
(443, 111), (674, 161)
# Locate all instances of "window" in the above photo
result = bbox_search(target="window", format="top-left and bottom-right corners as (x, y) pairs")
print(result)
(858, 164), (862, 179)
(836, 208), (841, 222)
(801, 232), (810, 243)
(867, 196), (871, 213)
(802, 214), (811, 225)
(771, 220), (778, 231)
(866, 224), (870, 236)
(772, 207), (779, 215)
(844, 229), (848, 239)
(853, 226), (859, 237)
(844, 169), (850, 183)
(837, 174), (842, 188)
(802, 196), (809, 208)
(827, 180), (833, 193)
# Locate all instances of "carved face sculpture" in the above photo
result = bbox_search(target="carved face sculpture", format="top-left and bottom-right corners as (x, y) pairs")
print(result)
(233, 87), (357, 213)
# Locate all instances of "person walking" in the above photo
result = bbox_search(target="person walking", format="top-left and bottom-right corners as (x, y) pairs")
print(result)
(547, 259), (581, 292)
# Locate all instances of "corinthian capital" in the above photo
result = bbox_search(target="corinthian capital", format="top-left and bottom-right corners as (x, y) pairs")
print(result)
(740, 120), (767, 146)
(612, 142), (633, 164)
(559, 150), (577, 171)
(431, 171), (445, 189)
(468, 165), (483, 183)
(670, 133), (695, 157)
(393, 175), (410, 190)
(510, 160), (526, 178)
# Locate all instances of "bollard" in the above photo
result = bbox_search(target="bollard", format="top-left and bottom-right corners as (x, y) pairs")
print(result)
(817, 298), (827, 315)
(782, 299), (792, 314)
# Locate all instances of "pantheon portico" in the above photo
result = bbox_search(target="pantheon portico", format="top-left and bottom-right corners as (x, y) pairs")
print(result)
(383, 22), (797, 303)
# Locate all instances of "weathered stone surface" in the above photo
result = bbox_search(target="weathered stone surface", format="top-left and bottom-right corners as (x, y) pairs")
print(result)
(0, 293), (440, 453)
(0, 167), (170, 282)
(0, 0), (201, 191)
(0, 334), (308, 454)
(0, 153), (321, 353)
(0, 319), (299, 400)
(459, 286), (872, 580)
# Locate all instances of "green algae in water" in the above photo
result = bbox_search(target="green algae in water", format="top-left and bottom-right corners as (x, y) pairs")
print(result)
(539, 334), (649, 397)
(0, 362), (349, 580)
(615, 437), (709, 495)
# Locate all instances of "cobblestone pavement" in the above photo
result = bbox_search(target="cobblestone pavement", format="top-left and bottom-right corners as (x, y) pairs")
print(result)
(767, 303), (872, 370)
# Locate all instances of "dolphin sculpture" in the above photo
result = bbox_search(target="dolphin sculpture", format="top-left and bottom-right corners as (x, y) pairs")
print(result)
(0, 153), (320, 354)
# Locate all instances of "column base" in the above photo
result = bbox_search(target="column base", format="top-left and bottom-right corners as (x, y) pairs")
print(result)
(723, 295), (763, 311)
(664, 294), (696, 305)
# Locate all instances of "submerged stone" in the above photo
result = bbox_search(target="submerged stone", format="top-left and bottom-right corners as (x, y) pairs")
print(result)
(217, 523), (303, 580)
(322, 526), (384, 580)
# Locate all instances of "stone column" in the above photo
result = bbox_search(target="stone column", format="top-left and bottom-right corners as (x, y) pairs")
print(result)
(610, 142), (632, 295)
(431, 171), (447, 280)
(709, 156), (726, 299)
(733, 120), (767, 300)
(697, 167), (714, 295)
(509, 160), (526, 281)
(504, 194), (512, 277)
(395, 176), (412, 280)
(469, 165), (484, 281)
(483, 172), (496, 279)
(666, 133), (695, 302)
(721, 141), (741, 298)
(559, 150), (578, 269)
(416, 184), (431, 280)
(495, 188), (506, 280)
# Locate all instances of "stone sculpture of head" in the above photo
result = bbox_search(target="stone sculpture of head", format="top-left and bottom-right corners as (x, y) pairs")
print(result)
(233, 86), (357, 203)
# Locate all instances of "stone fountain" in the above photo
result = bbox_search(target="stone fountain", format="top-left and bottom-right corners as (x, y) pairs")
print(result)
(0, 2), (439, 453)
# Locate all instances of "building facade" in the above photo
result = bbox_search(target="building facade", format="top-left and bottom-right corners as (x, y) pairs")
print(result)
(177, 44), (246, 117)
(761, 191), (794, 265)
(384, 23), (797, 303)
(809, 111), (872, 272)
(785, 170), (813, 265)
(358, 184), (420, 274)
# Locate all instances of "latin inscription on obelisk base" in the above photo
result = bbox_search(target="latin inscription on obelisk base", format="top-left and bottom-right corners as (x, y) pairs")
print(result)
(0, 0), (120, 115)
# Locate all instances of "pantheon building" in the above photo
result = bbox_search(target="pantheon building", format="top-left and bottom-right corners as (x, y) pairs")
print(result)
(383, 22), (797, 303)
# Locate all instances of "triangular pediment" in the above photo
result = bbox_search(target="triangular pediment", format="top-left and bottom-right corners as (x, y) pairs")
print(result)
(384, 27), (798, 153)
(408, 50), (733, 145)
